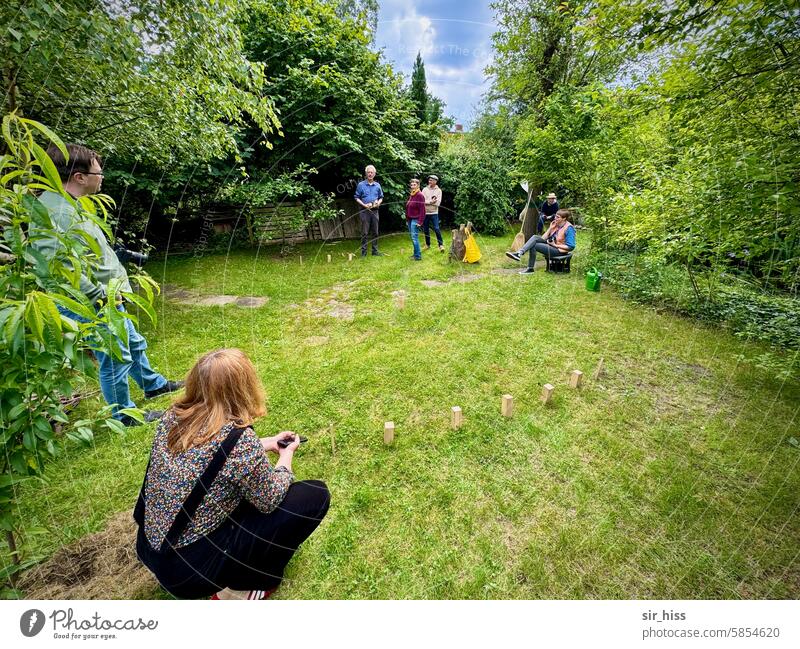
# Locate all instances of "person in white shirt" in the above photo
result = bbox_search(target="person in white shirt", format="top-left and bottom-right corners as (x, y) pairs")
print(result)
(421, 175), (444, 252)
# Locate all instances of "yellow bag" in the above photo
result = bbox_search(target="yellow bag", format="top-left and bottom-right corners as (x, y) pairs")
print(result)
(463, 224), (482, 263)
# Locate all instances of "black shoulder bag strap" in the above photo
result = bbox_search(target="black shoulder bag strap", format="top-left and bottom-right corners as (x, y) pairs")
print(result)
(134, 426), (247, 552)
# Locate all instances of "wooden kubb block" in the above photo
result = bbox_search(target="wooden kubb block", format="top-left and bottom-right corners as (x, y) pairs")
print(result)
(569, 370), (583, 388)
(384, 421), (395, 445)
(541, 384), (555, 405)
(348, 253), (354, 261)
(501, 394), (514, 417)
(451, 406), (463, 429)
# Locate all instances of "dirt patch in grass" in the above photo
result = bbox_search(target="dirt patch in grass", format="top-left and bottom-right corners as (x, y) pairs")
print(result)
(420, 274), (484, 288)
(18, 511), (156, 600)
(451, 273), (484, 284)
(162, 284), (268, 308)
(303, 282), (358, 321)
(305, 336), (330, 346)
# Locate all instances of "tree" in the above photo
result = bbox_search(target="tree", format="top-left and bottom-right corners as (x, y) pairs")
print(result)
(241, 0), (437, 219)
(2, 1), (280, 167)
(410, 52), (429, 125)
(0, 114), (158, 594)
(332, 0), (379, 38)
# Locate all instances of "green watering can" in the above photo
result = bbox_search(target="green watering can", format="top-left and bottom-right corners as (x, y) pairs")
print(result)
(585, 267), (603, 292)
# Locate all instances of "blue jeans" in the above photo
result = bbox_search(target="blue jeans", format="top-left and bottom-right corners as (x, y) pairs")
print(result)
(422, 213), (443, 247)
(58, 304), (167, 419)
(536, 214), (553, 234)
(408, 220), (422, 259)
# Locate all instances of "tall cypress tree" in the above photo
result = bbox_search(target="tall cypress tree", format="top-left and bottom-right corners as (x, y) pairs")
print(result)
(410, 51), (428, 124)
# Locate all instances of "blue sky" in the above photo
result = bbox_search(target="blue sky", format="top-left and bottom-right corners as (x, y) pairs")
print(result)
(373, 0), (497, 128)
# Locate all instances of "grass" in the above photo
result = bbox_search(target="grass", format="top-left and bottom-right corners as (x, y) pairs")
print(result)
(8, 230), (800, 599)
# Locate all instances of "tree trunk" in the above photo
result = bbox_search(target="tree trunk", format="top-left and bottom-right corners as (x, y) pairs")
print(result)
(4, 64), (19, 114)
(6, 530), (19, 586)
(522, 183), (541, 241)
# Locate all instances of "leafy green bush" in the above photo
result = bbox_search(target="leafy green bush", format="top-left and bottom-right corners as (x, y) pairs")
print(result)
(589, 250), (800, 375)
(0, 114), (157, 594)
(435, 113), (516, 235)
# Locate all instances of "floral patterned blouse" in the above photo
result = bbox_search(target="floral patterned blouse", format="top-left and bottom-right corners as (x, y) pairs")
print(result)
(143, 411), (294, 549)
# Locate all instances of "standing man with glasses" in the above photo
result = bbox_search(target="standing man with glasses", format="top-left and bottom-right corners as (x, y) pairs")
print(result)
(354, 164), (384, 257)
(421, 174), (444, 252)
(33, 144), (183, 426)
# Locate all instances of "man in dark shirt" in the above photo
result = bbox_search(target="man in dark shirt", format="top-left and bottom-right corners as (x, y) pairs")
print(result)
(537, 192), (560, 234)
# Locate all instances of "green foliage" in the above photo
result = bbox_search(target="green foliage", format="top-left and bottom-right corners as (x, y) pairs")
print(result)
(243, 0), (440, 219)
(435, 113), (517, 234)
(218, 165), (342, 245)
(2, 0), (280, 166)
(410, 52), (429, 125)
(587, 250), (800, 379)
(488, 0), (619, 111)
(0, 114), (157, 585)
(494, 0), (799, 291)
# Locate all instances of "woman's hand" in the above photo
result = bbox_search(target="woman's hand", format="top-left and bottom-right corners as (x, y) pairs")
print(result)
(261, 431), (297, 453)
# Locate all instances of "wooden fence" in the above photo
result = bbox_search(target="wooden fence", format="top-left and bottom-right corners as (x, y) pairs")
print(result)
(204, 198), (364, 244)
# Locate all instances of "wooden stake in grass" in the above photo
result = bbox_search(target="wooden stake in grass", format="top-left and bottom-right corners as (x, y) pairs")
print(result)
(541, 384), (554, 405)
(451, 406), (463, 429)
(593, 357), (605, 380)
(384, 421), (395, 445)
(348, 253), (354, 262)
(299, 255), (303, 265)
(327, 254), (332, 263)
(395, 293), (406, 309)
(569, 370), (583, 388)
(501, 394), (514, 417)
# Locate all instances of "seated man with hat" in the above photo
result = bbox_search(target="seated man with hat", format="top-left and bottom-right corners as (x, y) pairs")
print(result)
(537, 192), (559, 234)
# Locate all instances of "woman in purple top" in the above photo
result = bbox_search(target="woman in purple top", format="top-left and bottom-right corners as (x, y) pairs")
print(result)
(406, 178), (426, 260)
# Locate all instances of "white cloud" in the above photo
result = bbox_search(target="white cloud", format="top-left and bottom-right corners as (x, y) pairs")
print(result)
(377, 0), (437, 65)
(374, 1), (497, 126)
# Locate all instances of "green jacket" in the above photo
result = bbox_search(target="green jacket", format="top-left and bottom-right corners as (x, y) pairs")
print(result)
(34, 191), (131, 304)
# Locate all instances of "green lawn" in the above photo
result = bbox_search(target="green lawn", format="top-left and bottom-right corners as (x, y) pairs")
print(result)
(10, 231), (800, 599)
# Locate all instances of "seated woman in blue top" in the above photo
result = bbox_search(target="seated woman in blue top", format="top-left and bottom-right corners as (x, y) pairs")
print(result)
(506, 209), (576, 274)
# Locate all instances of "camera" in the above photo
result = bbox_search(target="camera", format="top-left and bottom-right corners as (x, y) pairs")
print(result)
(113, 243), (148, 267)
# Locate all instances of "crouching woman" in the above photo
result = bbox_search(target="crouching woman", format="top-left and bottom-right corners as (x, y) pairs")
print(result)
(134, 348), (330, 600)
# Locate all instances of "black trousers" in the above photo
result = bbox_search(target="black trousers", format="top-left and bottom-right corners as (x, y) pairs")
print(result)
(359, 208), (379, 254)
(137, 480), (330, 599)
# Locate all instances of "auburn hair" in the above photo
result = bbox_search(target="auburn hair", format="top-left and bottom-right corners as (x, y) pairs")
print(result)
(556, 209), (572, 223)
(167, 349), (266, 453)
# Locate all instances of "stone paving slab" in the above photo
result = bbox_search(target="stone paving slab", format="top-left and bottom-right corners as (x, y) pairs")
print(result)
(162, 284), (269, 308)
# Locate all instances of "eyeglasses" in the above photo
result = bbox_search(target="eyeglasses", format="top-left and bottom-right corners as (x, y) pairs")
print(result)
(74, 171), (104, 178)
